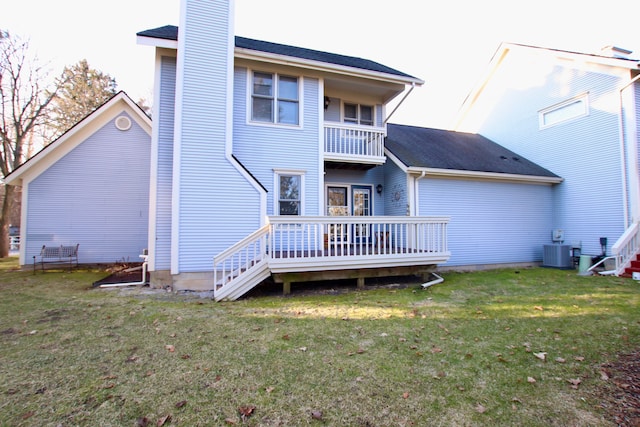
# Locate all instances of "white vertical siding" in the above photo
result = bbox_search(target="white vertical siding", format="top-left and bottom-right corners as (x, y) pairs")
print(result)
(419, 178), (554, 266)
(468, 55), (627, 254)
(26, 115), (150, 264)
(175, 0), (261, 272)
(151, 55), (177, 270)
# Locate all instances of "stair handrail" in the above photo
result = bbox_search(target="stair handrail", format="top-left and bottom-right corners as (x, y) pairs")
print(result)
(213, 224), (271, 294)
(611, 222), (640, 276)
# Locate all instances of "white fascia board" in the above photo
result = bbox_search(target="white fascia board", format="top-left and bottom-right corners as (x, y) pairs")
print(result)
(503, 42), (640, 70)
(384, 149), (410, 173)
(4, 93), (149, 186)
(135, 35), (424, 86)
(234, 48), (424, 87)
(136, 36), (178, 50)
(406, 166), (564, 185)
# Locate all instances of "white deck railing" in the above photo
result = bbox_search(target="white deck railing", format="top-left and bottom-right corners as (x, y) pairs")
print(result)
(611, 222), (640, 276)
(324, 123), (386, 162)
(213, 216), (450, 299)
(213, 224), (270, 290)
(268, 216), (450, 271)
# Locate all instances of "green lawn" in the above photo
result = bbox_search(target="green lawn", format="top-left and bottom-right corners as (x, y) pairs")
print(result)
(0, 257), (638, 426)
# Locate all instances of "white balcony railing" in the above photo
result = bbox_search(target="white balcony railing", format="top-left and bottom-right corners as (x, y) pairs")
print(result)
(324, 123), (386, 163)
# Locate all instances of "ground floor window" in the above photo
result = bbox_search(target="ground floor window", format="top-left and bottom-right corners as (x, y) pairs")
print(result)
(274, 170), (305, 215)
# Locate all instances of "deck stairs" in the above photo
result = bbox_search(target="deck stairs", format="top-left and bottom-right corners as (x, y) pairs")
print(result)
(600, 222), (640, 278)
(213, 225), (271, 302)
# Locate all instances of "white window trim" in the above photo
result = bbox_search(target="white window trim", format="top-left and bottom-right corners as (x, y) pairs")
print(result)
(273, 169), (306, 216)
(248, 70), (303, 128)
(342, 102), (376, 126)
(539, 93), (589, 129)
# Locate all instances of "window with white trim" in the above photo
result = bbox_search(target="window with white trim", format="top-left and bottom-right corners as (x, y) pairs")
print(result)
(252, 72), (299, 125)
(275, 171), (305, 215)
(539, 94), (589, 129)
(344, 103), (374, 126)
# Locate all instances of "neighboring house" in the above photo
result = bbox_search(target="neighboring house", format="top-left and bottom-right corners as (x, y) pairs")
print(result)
(384, 124), (562, 268)
(3, 91), (152, 266)
(455, 43), (640, 274)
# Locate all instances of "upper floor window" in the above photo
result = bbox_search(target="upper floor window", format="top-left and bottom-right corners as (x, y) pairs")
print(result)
(252, 72), (299, 125)
(344, 103), (374, 126)
(539, 94), (589, 129)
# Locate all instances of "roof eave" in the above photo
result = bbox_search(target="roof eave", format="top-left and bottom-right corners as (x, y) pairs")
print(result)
(236, 48), (424, 86)
(407, 166), (563, 184)
(135, 34), (423, 86)
(136, 35), (178, 49)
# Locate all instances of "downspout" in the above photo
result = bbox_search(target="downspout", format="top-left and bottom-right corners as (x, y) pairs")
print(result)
(384, 83), (416, 124)
(618, 73), (640, 228)
(412, 171), (426, 216)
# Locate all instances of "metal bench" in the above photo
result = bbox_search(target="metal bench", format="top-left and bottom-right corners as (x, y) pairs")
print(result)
(34, 244), (79, 272)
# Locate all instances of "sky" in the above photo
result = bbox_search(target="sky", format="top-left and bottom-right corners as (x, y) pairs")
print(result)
(4, 0), (640, 130)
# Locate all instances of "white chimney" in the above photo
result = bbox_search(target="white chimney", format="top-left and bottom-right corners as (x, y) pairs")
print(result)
(600, 45), (633, 59)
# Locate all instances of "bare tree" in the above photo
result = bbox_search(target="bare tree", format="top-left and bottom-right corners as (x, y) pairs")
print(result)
(0, 31), (59, 257)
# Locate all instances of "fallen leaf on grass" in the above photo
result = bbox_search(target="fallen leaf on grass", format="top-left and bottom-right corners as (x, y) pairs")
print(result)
(311, 410), (323, 420)
(224, 418), (237, 425)
(534, 306), (544, 311)
(574, 356), (585, 362)
(431, 347), (442, 354)
(266, 386), (275, 393)
(527, 376), (537, 383)
(402, 392), (410, 399)
(567, 378), (581, 389)
(534, 352), (547, 361)
(175, 400), (187, 408)
(165, 345), (175, 352)
(157, 415), (171, 426)
(476, 404), (486, 414)
(181, 354), (191, 359)
(238, 405), (256, 419)
(555, 357), (566, 363)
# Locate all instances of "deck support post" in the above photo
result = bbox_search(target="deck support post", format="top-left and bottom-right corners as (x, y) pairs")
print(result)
(283, 281), (291, 295)
(356, 277), (365, 289)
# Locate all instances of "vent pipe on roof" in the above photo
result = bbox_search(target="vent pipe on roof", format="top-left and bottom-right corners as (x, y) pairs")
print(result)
(601, 45), (633, 59)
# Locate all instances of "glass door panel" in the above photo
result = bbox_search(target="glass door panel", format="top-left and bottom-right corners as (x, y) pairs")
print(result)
(327, 186), (349, 243)
(352, 186), (372, 243)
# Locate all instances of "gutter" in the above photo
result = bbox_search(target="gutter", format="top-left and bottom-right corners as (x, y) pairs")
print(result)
(407, 167), (563, 185)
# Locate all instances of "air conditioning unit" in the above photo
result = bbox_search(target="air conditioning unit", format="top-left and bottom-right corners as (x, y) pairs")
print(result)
(542, 244), (572, 268)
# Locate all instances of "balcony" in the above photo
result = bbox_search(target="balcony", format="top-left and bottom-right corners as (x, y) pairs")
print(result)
(324, 123), (386, 167)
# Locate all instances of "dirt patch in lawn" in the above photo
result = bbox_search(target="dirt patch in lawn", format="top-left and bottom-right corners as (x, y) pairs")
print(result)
(596, 349), (640, 427)
(92, 263), (148, 287)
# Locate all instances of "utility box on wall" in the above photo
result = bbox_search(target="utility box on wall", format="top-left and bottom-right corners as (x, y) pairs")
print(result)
(542, 244), (572, 268)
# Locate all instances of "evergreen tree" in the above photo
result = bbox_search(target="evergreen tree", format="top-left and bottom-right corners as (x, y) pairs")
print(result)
(47, 59), (117, 138)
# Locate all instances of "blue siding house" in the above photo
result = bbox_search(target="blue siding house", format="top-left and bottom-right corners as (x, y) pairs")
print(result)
(135, 0), (568, 299)
(384, 124), (561, 268)
(3, 92), (152, 265)
(455, 43), (640, 275)
(136, 0), (453, 298)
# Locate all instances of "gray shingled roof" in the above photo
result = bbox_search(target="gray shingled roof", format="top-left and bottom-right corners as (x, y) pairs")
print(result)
(137, 25), (418, 80)
(385, 124), (559, 178)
